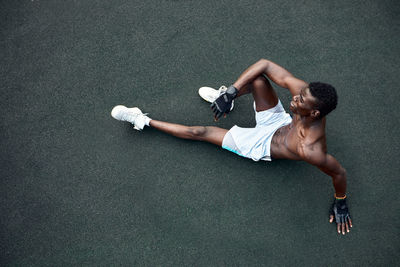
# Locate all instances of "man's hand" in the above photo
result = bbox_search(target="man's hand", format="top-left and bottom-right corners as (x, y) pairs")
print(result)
(329, 197), (353, 235)
(211, 85), (238, 121)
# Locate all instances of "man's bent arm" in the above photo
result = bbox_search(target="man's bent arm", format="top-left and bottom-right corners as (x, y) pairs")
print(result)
(233, 59), (307, 97)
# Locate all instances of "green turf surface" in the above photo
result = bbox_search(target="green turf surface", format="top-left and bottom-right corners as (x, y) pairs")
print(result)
(1, 0), (399, 265)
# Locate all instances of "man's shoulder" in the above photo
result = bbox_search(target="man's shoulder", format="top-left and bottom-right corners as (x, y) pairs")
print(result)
(303, 120), (327, 147)
(300, 142), (327, 166)
(298, 127), (327, 163)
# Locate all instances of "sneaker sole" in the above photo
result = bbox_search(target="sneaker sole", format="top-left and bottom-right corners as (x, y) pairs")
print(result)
(198, 87), (220, 103)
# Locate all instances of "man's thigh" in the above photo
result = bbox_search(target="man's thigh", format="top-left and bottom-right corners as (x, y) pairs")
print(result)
(195, 126), (228, 147)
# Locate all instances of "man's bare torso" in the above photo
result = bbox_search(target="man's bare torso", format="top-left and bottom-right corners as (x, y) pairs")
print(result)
(270, 114), (327, 160)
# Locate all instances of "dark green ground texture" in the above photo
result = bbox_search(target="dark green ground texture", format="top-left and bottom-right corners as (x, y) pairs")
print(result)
(1, 0), (399, 266)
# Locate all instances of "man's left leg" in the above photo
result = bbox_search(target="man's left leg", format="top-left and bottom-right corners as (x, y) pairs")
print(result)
(111, 105), (228, 146)
(149, 120), (228, 146)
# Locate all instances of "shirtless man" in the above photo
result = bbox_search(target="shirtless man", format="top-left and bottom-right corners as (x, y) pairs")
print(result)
(111, 58), (353, 235)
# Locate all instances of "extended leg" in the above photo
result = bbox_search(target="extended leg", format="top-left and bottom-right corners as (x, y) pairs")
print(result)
(111, 105), (228, 146)
(149, 120), (228, 146)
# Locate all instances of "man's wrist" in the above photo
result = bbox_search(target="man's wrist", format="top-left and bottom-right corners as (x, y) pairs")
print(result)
(226, 85), (238, 99)
(334, 193), (347, 200)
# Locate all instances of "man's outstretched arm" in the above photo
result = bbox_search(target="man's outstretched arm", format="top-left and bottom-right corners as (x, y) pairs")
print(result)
(305, 152), (353, 235)
(315, 154), (347, 197)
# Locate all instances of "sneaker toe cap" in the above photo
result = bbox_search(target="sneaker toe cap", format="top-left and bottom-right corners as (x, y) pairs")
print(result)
(198, 87), (219, 103)
(111, 105), (126, 118)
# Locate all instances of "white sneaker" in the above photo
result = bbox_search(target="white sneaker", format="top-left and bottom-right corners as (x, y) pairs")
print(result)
(111, 105), (148, 130)
(198, 85), (234, 111)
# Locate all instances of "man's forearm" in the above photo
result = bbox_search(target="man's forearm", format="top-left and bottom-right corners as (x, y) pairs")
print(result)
(233, 59), (269, 91)
(332, 171), (347, 197)
(232, 58), (301, 97)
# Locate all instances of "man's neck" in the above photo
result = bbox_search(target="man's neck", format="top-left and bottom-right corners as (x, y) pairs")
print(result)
(298, 115), (325, 129)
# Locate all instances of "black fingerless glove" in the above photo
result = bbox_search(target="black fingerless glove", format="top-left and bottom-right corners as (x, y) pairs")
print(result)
(211, 85), (238, 119)
(330, 198), (351, 224)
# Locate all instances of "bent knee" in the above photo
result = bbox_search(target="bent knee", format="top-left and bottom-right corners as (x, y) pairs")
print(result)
(252, 75), (268, 88)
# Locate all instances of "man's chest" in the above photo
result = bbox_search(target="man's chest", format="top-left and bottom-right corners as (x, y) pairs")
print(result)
(284, 125), (305, 155)
(284, 122), (327, 158)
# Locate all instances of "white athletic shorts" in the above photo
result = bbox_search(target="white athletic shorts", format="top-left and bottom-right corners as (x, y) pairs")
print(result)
(222, 100), (292, 161)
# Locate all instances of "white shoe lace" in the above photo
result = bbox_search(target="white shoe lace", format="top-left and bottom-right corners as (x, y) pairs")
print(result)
(218, 85), (227, 95)
(120, 112), (139, 122)
(126, 111), (149, 130)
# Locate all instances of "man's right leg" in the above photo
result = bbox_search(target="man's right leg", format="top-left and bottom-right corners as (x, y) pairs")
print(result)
(248, 75), (279, 112)
(234, 76), (279, 112)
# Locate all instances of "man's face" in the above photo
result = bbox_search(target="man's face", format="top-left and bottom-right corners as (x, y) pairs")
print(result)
(289, 87), (319, 117)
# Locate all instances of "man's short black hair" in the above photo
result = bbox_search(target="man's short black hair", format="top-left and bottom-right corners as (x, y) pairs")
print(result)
(309, 82), (338, 118)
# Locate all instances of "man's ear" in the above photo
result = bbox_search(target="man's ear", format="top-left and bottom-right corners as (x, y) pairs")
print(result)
(311, 109), (320, 118)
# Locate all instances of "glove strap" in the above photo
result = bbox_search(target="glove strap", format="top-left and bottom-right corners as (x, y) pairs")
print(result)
(334, 193), (346, 200)
(226, 85), (239, 99)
